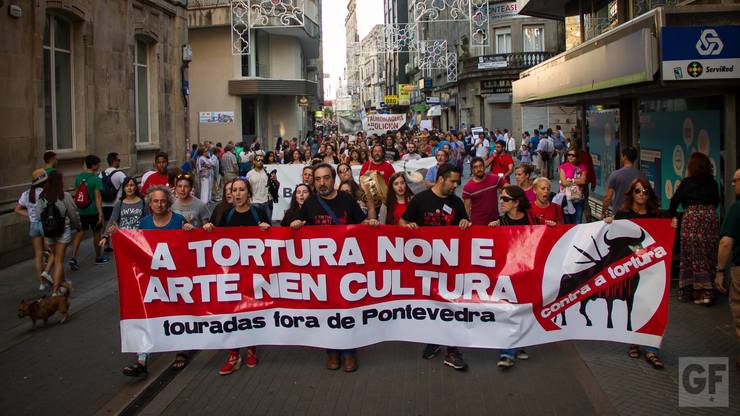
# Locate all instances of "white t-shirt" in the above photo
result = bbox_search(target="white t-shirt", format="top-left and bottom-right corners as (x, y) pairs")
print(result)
(247, 168), (269, 204)
(100, 167), (127, 208)
(18, 188), (44, 222)
(475, 138), (490, 158)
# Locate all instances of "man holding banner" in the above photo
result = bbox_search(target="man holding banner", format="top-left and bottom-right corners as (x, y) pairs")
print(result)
(400, 164), (472, 371)
(291, 163), (378, 372)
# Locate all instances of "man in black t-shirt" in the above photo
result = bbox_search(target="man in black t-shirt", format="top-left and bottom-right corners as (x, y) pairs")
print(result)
(400, 164), (471, 371)
(291, 163), (378, 373)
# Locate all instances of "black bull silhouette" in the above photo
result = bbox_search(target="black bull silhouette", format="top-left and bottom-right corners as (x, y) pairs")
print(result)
(554, 230), (646, 330)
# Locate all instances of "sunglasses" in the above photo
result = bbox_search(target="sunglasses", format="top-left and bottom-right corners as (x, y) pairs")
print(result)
(254, 158), (264, 162)
(633, 188), (650, 195)
(176, 173), (192, 179)
(501, 196), (514, 202)
(567, 153), (576, 157)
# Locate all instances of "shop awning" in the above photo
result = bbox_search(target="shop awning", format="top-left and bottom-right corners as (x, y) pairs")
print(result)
(518, 0), (611, 20)
(513, 10), (659, 105)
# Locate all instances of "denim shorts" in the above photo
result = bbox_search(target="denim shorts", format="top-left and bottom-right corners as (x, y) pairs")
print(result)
(46, 225), (72, 245)
(29, 221), (44, 238)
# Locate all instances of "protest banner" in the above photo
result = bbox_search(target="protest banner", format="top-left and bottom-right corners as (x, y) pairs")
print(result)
(364, 114), (407, 135)
(114, 219), (674, 353)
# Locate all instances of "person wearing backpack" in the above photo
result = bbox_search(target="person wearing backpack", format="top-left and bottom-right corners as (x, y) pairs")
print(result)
(37, 171), (80, 296)
(68, 155), (107, 271)
(537, 131), (555, 179)
(15, 169), (55, 291)
(99, 153), (127, 253)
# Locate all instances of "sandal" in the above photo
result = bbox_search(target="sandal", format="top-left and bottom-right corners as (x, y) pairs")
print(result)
(645, 352), (664, 369)
(172, 353), (189, 370)
(628, 345), (640, 359)
(122, 362), (148, 378)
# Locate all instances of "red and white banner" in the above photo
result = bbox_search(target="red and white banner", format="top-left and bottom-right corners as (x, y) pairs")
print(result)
(113, 220), (674, 353)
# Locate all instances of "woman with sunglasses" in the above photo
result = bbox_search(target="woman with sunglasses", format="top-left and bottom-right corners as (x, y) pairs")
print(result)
(336, 163), (354, 185)
(559, 148), (589, 224)
(172, 173), (211, 228)
(99, 177), (147, 250)
(488, 185), (539, 369)
(604, 178), (675, 369)
(281, 183), (312, 227)
(204, 178), (269, 375)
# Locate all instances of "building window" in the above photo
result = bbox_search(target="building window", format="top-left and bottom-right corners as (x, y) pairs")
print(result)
(494, 27), (511, 54)
(134, 40), (149, 143)
(43, 14), (74, 150)
(523, 25), (545, 52)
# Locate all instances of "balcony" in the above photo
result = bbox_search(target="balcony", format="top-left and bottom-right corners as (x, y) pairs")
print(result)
(460, 52), (558, 79)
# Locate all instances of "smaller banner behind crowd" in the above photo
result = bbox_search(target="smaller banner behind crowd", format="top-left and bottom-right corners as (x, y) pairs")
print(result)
(363, 114), (407, 136)
(114, 220), (674, 353)
(267, 157), (436, 222)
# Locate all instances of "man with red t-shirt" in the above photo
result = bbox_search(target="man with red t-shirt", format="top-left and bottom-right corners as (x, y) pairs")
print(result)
(485, 141), (514, 184)
(463, 157), (505, 225)
(140, 152), (170, 194)
(359, 144), (395, 184)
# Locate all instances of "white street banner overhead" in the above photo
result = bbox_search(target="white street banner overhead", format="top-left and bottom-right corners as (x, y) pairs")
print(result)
(363, 114), (407, 135)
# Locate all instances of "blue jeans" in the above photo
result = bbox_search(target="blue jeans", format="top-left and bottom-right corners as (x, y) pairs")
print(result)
(564, 200), (584, 224)
(327, 349), (356, 357)
(500, 348), (518, 360)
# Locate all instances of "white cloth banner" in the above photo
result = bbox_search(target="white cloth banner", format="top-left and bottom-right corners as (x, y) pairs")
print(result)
(363, 114), (407, 135)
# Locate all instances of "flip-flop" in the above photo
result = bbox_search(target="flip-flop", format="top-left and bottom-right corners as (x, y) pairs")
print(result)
(172, 353), (189, 370)
(628, 345), (640, 359)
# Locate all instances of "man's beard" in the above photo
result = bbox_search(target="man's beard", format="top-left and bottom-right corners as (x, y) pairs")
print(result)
(318, 185), (332, 196)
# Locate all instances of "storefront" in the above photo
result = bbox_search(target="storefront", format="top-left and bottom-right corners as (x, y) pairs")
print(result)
(513, 7), (739, 218)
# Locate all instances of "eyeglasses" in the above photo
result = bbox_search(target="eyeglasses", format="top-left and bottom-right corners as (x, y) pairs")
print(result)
(176, 173), (192, 179)
(633, 188), (650, 195)
(338, 168), (350, 173)
(501, 196), (514, 202)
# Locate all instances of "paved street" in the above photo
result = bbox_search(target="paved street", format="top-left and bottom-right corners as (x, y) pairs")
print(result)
(0, 238), (738, 415)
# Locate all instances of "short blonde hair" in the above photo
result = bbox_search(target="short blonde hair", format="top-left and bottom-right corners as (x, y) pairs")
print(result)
(532, 177), (551, 188)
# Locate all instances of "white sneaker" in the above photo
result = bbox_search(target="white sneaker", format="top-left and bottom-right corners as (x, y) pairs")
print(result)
(39, 283), (48, 291)
(40, 271), (53, 284)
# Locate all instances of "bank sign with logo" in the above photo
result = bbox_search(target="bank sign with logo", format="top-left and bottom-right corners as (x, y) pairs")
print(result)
(662, 26), (740, 81)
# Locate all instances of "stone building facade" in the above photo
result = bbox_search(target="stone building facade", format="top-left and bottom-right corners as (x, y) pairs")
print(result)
(0, 0), (189, 266)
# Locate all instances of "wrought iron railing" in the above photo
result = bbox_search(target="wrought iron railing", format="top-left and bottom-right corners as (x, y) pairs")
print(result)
(461, 51), (558, 74)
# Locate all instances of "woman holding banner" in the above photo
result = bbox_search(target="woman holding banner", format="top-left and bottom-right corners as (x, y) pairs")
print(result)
(280, 184), (312, 227)
(605, 178), (676, 369)
(489, 185), (540, 369)
(204, 177), (270, 375)
(382, 172), (414, 225)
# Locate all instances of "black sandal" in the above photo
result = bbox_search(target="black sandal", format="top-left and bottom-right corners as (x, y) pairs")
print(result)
(645, 352), (664, 369)
(628, 345), (640, 359)
(122, 362), (148, 378)
(172, 353), (189, 370)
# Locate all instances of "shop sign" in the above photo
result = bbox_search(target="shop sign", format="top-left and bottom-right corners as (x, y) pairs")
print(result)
(489, 2), (525, 21)
(384, 95), (399, 105)
(478, 55), (508, 70)
(662, 26), (740, 81)
(480, 79), (512, 94)
(398, 84), (413, 105)
(298, 96), (310, 107)
(425, 96), (440, 105)
(418, 78), (433, 89)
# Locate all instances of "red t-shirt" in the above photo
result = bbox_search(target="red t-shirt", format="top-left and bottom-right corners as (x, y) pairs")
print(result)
(390, 200), (407, 225)
(462, 174), (504, 225)
(488, 152), (514, 183)
(140, 171), (169, 195)
(359, 160), (395, 184)
(530, 202), (564, 224)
